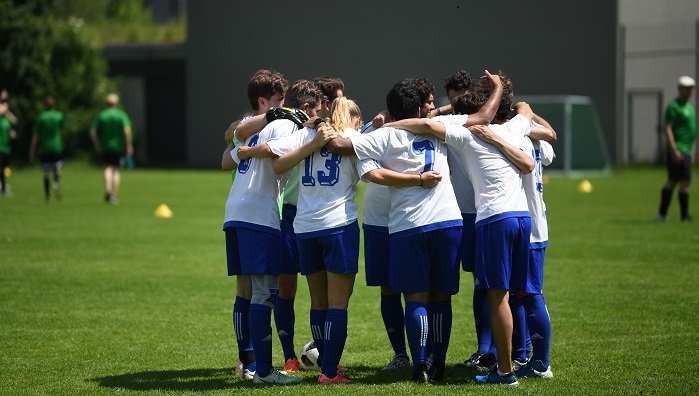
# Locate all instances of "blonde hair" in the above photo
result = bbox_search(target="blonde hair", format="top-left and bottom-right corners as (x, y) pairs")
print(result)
(106, 93), (120, 106)
(329, 97), (361, 135)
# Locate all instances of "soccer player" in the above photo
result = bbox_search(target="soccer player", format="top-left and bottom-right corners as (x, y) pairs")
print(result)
(89, 93), (133, 205)
(326, 82), (463, 384)
(387, 90), (555, 385)
(30, 96), (64, 203)
(657, 75), (696, 223)
(0, 100), (17, 197)
(232, 76), (343, 374)
(221, 76), (312, 385)
(221, 69), (289, 381)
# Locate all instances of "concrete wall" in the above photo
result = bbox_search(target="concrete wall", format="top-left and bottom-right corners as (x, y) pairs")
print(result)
(187, 0), (618, 168)
(620, 0), (699, 162)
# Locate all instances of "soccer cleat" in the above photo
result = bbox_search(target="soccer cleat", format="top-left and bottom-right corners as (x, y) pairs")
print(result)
(682, 215), (693, 223)
(382, 354), (410, 370)
(282, 357), (300, 373)
(241, 368), (255, 381)
(411, 363), (429, 384)
(512, 357), (530, 371)
(318, 372), (351, 384)
(475, 353), (497, 372)
(457, 352), (481, 367)
(515, 359), (553, 379)
(424, 353), (433, 371)
(427, 359), (445, 382)
(656, 214), (669, 223)
(253, 369), (302, 385)
(475, 366), (519, 386)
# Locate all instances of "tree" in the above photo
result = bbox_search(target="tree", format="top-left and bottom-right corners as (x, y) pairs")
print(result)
(0, 1), (116, 160)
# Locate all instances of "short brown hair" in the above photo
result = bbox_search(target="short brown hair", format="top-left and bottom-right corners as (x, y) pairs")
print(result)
(247, 69), (288, 111)
(313, 76), (344, 103)
(285, 80), (323, 109)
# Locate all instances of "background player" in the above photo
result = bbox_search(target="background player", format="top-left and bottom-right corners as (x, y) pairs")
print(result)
(30, 96), (64, 203)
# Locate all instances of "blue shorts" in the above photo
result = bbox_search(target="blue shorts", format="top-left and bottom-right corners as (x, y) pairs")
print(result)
(363, 225), (390, 286)
(474, 216), (531, 291)
(389, 226), (462, 295)
(461, 213), (477, 272)
(225, 226), (282, 276)
(525, 245), (546, 294)
(296, 221), (360, 275)
(280, 204), (300, 274)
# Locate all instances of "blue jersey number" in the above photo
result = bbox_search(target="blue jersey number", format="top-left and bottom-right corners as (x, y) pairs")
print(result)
(302, 148), (341, 186)
(237, 135), (259, 174)
(412, 140), (435, 172)
(533, 148), (544, 193)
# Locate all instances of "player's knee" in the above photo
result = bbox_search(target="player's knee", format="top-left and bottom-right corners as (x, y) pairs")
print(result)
(251, 274), (278, 309)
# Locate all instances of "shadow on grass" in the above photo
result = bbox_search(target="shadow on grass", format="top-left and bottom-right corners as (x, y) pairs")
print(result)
(91, 367), (236, 391)
(91, 364), (481, 390)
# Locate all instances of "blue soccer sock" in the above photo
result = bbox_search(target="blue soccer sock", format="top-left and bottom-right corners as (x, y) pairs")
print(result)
(321, 308), (348, 378)
(381, 293), (407, 356)
(510, 295), (530, 362)
(310, 309), (327, 364)
(473, 287), (492, 355)
(405, 301), (428, 368)
(522, 293), (552, 367)
(249, 303), (273, 377)
(274, 296), (297, 360)
(233, 296), (254, 367)
(429, 300), (453, 363)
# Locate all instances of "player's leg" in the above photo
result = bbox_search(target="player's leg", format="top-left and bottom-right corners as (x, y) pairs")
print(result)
(390, 233), (431, 383)
(52, 159), (62, 200)
(658, 155), (680, 221)
(510, 293), (530, 367)
(678, 153), (692, 221)
(42, 163), (51, 202)
(318, 222), (358, 383)
(249, 273), (278, 379)
(426, 226), (461, 381)
(298, 235), (329, 368)
(0, 153), (9, 195)
(225, 228), (255, 379)
(365, 225), (409, 369)
(275, 205), (300, 371)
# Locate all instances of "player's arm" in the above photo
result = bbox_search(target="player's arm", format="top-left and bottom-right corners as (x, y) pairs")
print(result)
(533, 113), (557, 141)
(271, 127), (337, 174)
(29, 130), (38, 163)
(384, 118), (447, 140)
(89, 127), (101, 154)
(665, 122), (683, 164)
(464, 70), (504, 127)
(428, 104), (453, 118)
(470, 125), (534, 174)
(371, 110), (390, 128)
(324, 123), (357, 156)
(224, 119), (243, 144)
(124, 126), (133, 155)
(237, 142), (276, 161)
(221, 143), (238, 171)
(365, 168), (442, 188)
(234, 114), (267, 141)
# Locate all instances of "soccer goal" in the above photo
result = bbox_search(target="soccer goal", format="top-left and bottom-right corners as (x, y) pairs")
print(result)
(517, 95), (613, 176)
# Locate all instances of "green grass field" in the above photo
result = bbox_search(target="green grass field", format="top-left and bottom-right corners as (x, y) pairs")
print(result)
(1, 163), (699, 395)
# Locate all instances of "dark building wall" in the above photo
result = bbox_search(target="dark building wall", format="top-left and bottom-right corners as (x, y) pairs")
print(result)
(107, 44), (187, 165)
(187, 0), (618, 168)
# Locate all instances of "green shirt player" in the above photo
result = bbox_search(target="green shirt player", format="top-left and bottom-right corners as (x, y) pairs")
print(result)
(0, 101), (17, 196)
(657, 75), (697, 222)
(30, 96), (64, 202)
(90, 93), (133, 205)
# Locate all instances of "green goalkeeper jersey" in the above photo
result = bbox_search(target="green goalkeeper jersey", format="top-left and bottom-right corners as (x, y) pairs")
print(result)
(0, 116), (12, 154)
(91, 108), (132, 154)
(665, 98), (697, 154)
(34, 109), (64, 155)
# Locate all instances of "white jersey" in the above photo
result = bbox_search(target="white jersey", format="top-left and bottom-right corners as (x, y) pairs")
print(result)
(522, 137), (554, 245)
(223, 118), (296, 232)
(349, 127), (462, 236)
(268, 127), (364, 235)
(444, 114), (531, 225)
(433, 114), (476, 214)
(359, 122), (390, 227)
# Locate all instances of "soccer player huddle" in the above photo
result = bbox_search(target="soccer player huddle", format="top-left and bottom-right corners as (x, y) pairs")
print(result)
(221, 68), (557, 386)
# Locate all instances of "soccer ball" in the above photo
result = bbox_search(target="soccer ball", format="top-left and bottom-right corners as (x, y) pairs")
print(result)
(299, 340), (320, 370)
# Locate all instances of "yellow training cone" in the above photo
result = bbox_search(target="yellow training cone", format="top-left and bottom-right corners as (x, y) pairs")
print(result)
(154, 204), (173, 218)
(577, 179), (593, 193)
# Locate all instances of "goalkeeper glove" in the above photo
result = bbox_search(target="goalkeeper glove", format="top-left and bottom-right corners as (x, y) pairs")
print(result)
(266, 107), (310, 128)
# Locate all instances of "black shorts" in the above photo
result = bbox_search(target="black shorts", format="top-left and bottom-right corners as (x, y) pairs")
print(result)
(666, 152), (692, 181)
(0, 152), (10, 168)
(102, 152), (125, 167)
(40, 153), (62, 164)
